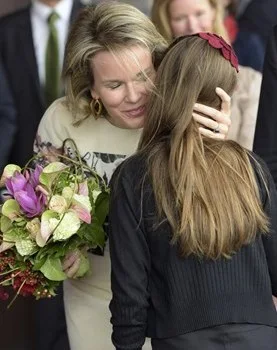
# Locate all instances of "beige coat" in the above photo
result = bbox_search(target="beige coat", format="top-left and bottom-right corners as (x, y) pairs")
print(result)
(227, 65), (262, 150)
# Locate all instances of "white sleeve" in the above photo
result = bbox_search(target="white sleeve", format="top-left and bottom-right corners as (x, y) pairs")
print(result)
(33, 98), (70, 159)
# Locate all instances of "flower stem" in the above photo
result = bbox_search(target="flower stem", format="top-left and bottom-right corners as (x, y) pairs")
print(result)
(7, 279), (27, 309)
(0, 271), (21, 285)
(0, 267), (20, 277)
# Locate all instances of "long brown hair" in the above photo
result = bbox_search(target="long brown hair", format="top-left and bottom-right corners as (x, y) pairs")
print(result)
(138, 36), (268, 259)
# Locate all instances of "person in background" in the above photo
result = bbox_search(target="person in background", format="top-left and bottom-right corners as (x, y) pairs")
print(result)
(222, 0), (264, 72)
(0, 0), (83, 167)
(0, 1), (84, 349)
(151, 0), (262, 150)
(237, 0), (252, 17)
(238, 0), (277, 50)
(253, 25), (277, 189)
(35, 3), (232, 349)
(109, 33), (277, 350)
(122, 0), (153, 16)
(0, 58), (16, 175)
(222, 0), (238, 42)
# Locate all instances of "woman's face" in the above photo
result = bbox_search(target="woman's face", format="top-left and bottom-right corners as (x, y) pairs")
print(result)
(169, 0), (215, 37)
(90, 46), (155, 129)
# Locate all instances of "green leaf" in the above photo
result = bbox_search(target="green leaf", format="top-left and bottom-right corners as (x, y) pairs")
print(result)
(0, 216), (12, 233)
(77, 219), (106, 249)
(39, 162), (69, 190)
(3, 227), (26, 242)
(33, 256), (47, 271)
(43, 162), (69, 174)
(2, 199), (20, 220)
(40, 257), (67, 281)
(0, 164), (21, 186)
(94, 192), (109, 226)
(14, 217), (27, 227)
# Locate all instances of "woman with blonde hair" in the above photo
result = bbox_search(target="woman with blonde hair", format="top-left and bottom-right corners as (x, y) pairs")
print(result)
(109, 33), (277, 350)
(152, 0), (262, 150)
(35, 3), (233, 349)
(152, 0), (227, 41)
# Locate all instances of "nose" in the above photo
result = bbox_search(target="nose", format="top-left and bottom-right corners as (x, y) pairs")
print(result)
(187, 16), (198, 34)
(125, 83), (141, 103)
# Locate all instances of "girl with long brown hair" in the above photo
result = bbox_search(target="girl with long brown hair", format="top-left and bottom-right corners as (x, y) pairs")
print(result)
(109, 34), (277, 349)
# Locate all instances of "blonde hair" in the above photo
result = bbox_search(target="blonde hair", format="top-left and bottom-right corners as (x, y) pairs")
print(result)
(152, 0), (229, 42)
(62, 2), (167, 124)
(138, 36), (268, 259)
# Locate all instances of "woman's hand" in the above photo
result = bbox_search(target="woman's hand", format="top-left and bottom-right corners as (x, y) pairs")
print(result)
(62, 249), (82, 278)
(193, 87), (231, 140)
(273, 295), (277, 310)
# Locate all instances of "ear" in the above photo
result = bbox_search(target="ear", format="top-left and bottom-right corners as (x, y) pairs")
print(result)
(90, 88), (99, 100)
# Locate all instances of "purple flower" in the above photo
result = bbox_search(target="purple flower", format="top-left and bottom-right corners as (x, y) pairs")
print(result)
(5, 166), (46, 218)
(6, 172), (28, 196)
(14, 183), (46, 218)
(29, 165), (43, 188)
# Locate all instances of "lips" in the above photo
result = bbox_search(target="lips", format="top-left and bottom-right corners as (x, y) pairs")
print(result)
(124, 105), (146, 118)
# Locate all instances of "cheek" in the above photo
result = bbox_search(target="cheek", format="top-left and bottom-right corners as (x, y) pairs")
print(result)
(99, 90), (125, 110)
(170, 21), (185, 36)
(200, 13), (214, 31)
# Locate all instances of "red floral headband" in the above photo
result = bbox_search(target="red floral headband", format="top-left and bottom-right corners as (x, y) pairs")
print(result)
(198, 32), (239, 72)
(166, 32), (239, 72)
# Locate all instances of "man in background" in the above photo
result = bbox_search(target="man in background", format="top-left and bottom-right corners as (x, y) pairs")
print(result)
(238, 0), (277, 48)
(0, 58), (16, 174)
(0, 1), (83, 349)
(253, 25), (277, 188)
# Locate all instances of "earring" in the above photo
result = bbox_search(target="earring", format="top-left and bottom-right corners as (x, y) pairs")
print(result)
(90, 99), (102, 117)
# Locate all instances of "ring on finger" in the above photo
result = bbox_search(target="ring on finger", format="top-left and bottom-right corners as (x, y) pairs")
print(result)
(213, 123), (220, 133)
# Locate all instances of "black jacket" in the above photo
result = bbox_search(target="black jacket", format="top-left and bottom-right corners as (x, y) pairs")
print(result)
(0, 0), (83, 167)
(253, 25), (277, 187)
(0, 57), (16, 172)
(238, 0), (277, 48)
(109, 153), (277, 350)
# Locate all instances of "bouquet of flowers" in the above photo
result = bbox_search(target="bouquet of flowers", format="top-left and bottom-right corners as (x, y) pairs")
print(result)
(0, 155), (109, 307)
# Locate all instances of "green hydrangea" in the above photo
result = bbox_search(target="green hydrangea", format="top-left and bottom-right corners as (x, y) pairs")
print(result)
(51, 212), (81, 241)
(16, 238), (38, 256)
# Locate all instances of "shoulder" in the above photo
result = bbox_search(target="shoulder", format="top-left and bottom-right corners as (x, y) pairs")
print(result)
(248, 151), (273, 197)
(111, 153), (147, 190)
(71, 0), (85, 17)
(40, 97), (71, 125)
(0, 6), (30, 29)
(36, 98), (73, 144)
(237, 65), (262, 93)
(238, 65), (262, 82)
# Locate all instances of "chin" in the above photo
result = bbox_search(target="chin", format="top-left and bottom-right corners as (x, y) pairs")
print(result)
(122, 115), (144, 129)
(128, 119), (144, 129)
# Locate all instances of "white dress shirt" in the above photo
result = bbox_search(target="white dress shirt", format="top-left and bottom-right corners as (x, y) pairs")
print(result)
(31, 0), (74, 86)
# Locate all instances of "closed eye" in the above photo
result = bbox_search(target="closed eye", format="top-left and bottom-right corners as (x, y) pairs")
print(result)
(196, 11), (205, 17)
(106, 82), (122, 89)
(173, 15), (187, 22)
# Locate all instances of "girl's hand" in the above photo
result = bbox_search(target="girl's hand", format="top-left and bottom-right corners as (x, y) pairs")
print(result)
(193, 87), (231, 140)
